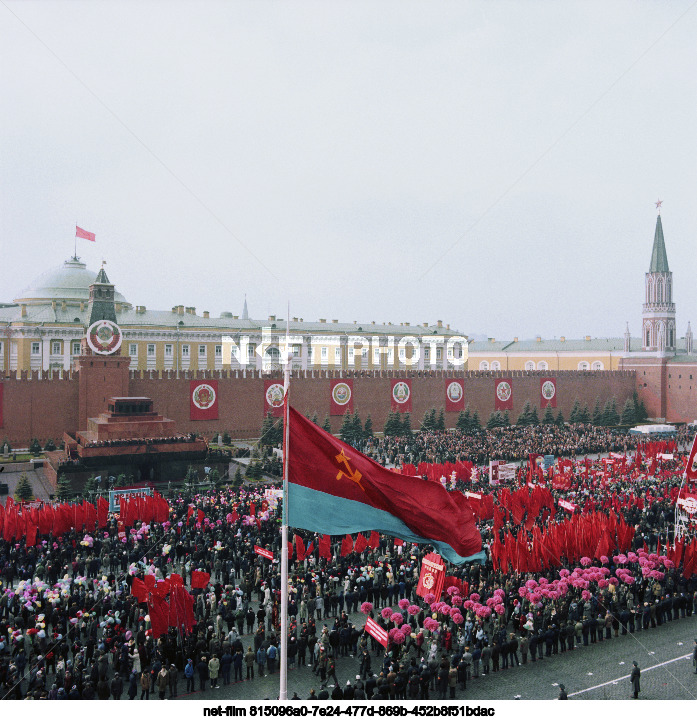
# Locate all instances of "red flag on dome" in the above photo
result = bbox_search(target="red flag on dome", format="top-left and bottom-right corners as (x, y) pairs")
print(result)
(75, 225), (96, 241)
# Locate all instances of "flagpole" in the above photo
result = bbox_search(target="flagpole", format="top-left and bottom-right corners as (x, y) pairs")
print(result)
(279, 310), (290, 700)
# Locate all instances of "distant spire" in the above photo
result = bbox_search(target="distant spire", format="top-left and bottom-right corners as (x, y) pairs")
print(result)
(649, 214), (669, 273)
(687, 321), (694, 355)
(242, 294), (249, 320)
(624, 322), (631, 353)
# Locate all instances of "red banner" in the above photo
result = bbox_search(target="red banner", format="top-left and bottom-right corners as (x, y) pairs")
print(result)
(494, 379), (513, 410)
(190, 570), (211, 588)
(540, 378), (557, 408)
(190, 380), (218, 420)
(264, 379), (285, 418)
(254, 545), (274, 560)
(330, 379), (354, 416)
(75, 225), (96, 242)
(445, 379), (464, 412)
(391, 379), (412, 413)
(415, 552), (446, 601)
(364, 617), (389, 648)
(685, 434), (697, 480)
(0, 382), (3, 427)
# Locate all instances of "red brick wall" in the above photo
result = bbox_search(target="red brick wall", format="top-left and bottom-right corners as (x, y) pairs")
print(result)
(1, 368), (638, 445)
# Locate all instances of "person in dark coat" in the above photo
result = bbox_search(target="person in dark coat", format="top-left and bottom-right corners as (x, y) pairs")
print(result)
(558, 683), (568, 700)
(197, 656), (209, 691)
(110, 673), (124, 699)
(630, 661), (641, 699)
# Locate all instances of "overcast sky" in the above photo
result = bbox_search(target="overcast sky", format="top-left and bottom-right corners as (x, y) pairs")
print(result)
(1, 1), (695, 341)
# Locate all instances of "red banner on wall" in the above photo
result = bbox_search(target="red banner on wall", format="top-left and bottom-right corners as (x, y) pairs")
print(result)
(190, 380), (218, 420)
(540, 377), (557, 408)
(415, 552), (446, 600)
(391, 379), (412, 413)
(445, 379), (464, 412)
(264, 379), (285, 418)
(330, 379), (354, 416)
(494, 378), (513, 410)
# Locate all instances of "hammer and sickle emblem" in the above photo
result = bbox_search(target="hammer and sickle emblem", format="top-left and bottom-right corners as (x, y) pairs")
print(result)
(335, 449), (366, 492)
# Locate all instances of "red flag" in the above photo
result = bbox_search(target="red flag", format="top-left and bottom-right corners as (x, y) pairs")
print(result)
(75, 225), (96, 242)
(294, 534), (306, 562)
(25, 521), (37, 548)
(305, 541), (314, 557)
(148, 595), (170, 639)
(368, 530), (380, 549)
(353, 533), (368, 554)
(287, 541), (294, 560)
(685, 434), (697, 480)
(131, 577), (149, 603)
(191, 570), (210, 589)
(319, 534), (331, 560)
(340, 534), (354, 556)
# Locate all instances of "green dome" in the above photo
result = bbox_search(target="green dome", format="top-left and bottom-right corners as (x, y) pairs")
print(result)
(14, 257), (129, 305)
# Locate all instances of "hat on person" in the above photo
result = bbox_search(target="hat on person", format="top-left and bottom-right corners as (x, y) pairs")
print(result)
(559, 684), (565, 690)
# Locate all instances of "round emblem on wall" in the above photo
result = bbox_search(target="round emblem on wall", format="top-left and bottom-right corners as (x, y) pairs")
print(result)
(86, 319), (122, 355)
(422, 572), (435, 590)
(266, 383), (285, 408)
(392, 381), (410, 404)
(496, 381), (511, 402)
(332, 382), (351, 406)
(446, 381), (463, 403)
(192, 383), (216, 410)
(541, 380), (556, 400)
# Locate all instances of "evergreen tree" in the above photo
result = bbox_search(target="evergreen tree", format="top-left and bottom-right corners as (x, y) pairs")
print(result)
(384, 412), (402, 437)
(260, 412), (276, 447)
(471, 410), (481, 431)
(486, 411), (504, 429)
(579, 404), (591, 424)
(542, 406), (556, 425)
(436, 408), (446, 431)
(420, 408), (435, 432)
(602, 397), (620, 426)
(502, 411), (511, 427)
(57, 473), (72, 501)
(29, 438), (41, 456)
(555, 409), (565, 427)
(208, 468), (222, 487)
(43, 438), (56, 452)
(339, 410), (354, 444)
(517, 401), (533, 426)
(322, 416), (332, 433)
(83, 475), (97, 496)
(401, 413), (413, 438)
(364, 415), (373, 437)
(621, 397), (636, 425)
(569, 399), (581, 423)
(351, 412), (363, 443)
(592, 398), (603, 426)
(233, 465), (244, 487)
(633, 391), (648, 422)
(14, 473), (34, 502)
(311, 411), (319, 426)
(222, 431), (232, 445)
(529, 406), (540, 426)
(115, 473), (127, 488)
(456, 410), (468, 432)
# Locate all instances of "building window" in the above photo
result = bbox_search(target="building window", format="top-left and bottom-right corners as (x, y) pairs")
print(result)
(525, 361), (535, 371)
(399, 347), (406, 360)
(292, 344), (301, 357)
(199, 344), (206, 357)
(348, 347), (355, 365)
(436, 348), (442, 360)
(491, 361), (501, 371)
(361, 347), (368, 359)
(129, 343), (137, 357)
(182, 344), (190, 357)
(247, 344), (255, 359)
(479, 360), (489, 371)
(578, 361), (589, 371)
(215, 345), (222, 358)
(307, 347), (313, 362)
(51, 341), (61, 355)
(147, 344), (155, 357)
(72, 341), (81, 355)
(31, 342), (40, 355)
(164, 344), (173, 358)
(424, 347), (430, 361)
(334, 347), (341, 364)
(537, 361), (548, 371)
(373, 348), (380, 363)
(321, 347), (328, 361)
(591, 361), (604, 371)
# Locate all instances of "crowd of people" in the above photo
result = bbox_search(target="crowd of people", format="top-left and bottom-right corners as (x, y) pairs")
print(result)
(0, 421), (695, 701)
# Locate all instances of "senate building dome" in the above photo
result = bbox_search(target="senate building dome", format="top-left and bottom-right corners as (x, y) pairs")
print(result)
(14, 256), (130, 307)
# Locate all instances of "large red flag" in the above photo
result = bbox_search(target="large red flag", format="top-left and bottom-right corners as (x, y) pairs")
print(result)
(319, 534), (332, 560)
(287, 406), (482, 563)
(340, 534), (354, 556)
(131, 577), (149, 603)
(148, 595), (170, 639)
(353, 533), (368, 554)
(368, 530), (380, 550)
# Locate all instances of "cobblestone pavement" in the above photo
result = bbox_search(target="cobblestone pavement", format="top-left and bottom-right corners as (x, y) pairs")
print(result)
(171, 610), (697, 702)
